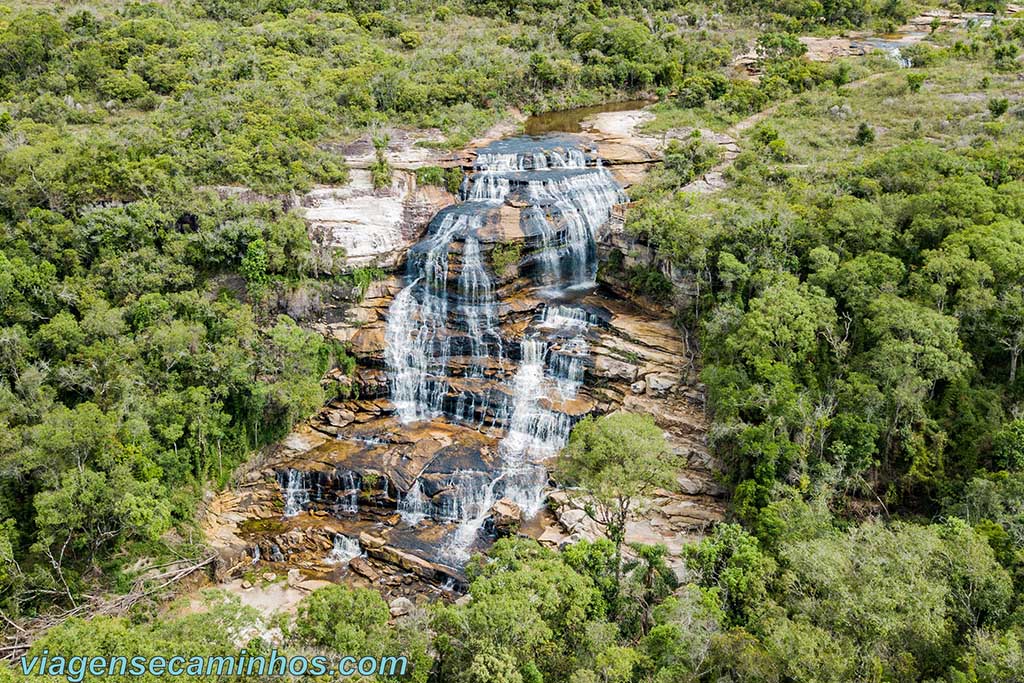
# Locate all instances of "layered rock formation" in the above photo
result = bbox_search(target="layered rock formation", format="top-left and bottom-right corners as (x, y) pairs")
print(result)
(205, 115), (724, 595)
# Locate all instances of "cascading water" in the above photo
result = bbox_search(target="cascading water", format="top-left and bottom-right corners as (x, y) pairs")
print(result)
(282, 469), (310, 517)
(386, 213), (480, 422)
(338, 470), (359, 515)
(527, 172), (628, 284)
(398, 480), (431, 525)
(437, 472), (499, 565)
(381, 136), (624, 566)
(458, 235), (502, 377)
(550, 336), (589, 399)
(325, 534), (362, 565)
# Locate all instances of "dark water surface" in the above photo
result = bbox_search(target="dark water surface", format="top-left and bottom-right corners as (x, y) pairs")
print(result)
(523, 99), (653, 136)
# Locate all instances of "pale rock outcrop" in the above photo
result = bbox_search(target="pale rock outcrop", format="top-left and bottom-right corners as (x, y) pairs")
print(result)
(300, 170), (455, 269)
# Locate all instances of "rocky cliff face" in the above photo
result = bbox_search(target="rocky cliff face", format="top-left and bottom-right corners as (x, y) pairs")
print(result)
(203, 110), (725, 593)
(302, 169), (457, 270)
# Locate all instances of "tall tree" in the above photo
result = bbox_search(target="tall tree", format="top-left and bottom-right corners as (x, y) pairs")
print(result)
(556, 412), (678, 603)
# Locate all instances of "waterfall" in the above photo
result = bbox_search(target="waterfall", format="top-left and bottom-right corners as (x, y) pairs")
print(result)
(494, 337), (573, 518)
(542, 304), (597, 329)
(282, 469), (309, 517)
(325, 534), (362, 565)
(501, 338), (553, 457)
(550, 336), (589, 399)
(385, 213), (476, 422)
(437, 472), (498, 565)
(376, 137), (626, 565)
(338, 470), (359, 515)
(436, 471), (496, 524)
(527, 170), (627, 284)
(467, 174), (511, 201)
(398, 480), (431, 525)
(458, 235), (502, 377)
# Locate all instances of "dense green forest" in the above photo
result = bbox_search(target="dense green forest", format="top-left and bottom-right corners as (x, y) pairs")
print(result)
(2, 0), (1024, 681)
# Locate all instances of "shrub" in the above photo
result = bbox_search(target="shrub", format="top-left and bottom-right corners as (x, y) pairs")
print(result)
(676, 72), (729, 108)
(445, 167), (464, 194)
(854, 122), (875, 146)
(721, 80), (769, 115)
(415, 166), (446, 186)
(988, 97), (1009, 118)
(626, 264), (674, 302)
(371, 159), (392, 189)
(907, 72), (926, 93)
(663, 131), (722, 184)
(358, 11), (404, 37)
(399, 31), (422, 49)
(490, 242), (522, 277)
(371, 134), (392, 189)
(98, 70), (149, 102)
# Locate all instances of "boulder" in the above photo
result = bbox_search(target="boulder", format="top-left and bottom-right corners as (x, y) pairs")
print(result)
(359, 532), (387, 550)
(286, 568), (302, 587)
(349, 556), (381, 582)
(389, 596), (415, 617)
(645, 373), (679, 396)
(489, 498), (522, 536)
(593, 355), (638, 382)
(558, 508), (589, 533)
(326, 409), (356, 428)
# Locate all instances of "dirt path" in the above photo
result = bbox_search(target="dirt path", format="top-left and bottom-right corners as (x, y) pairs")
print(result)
(726, 70), (889, 138)
(681, 70), (893, 193)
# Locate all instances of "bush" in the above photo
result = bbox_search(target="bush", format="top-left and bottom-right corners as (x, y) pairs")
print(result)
(490, 241), (522, 277)
(676, 72), (729, 108)
(371, 134), (392, 189)
(98, 70), (150, 102)
(663, 131), (722, 184)
(371, 159), (392, 189)
(445, 167), (464, 194)
(854, 122), (875, 146)
(415, 166), (446, 186)
(399, 31), (422, 49)
(907, 72), (926, 93)
(989, 97), (1009, 118)
(358, 11), (404, 37)
(626, 264), (674, 302)
(721, 80), (769, 115)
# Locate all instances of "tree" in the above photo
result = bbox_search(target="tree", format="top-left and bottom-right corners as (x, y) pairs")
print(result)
(663, 132), (722, 185)
(755, 33), (807, 63)
(861, 295), (971, 476)
(435, 539), (607, 683)
(684, 523), (776, 628)
(556, 413), (678, 605)
(239, 239), (270, 300)
(776, 518), (1012, 681)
